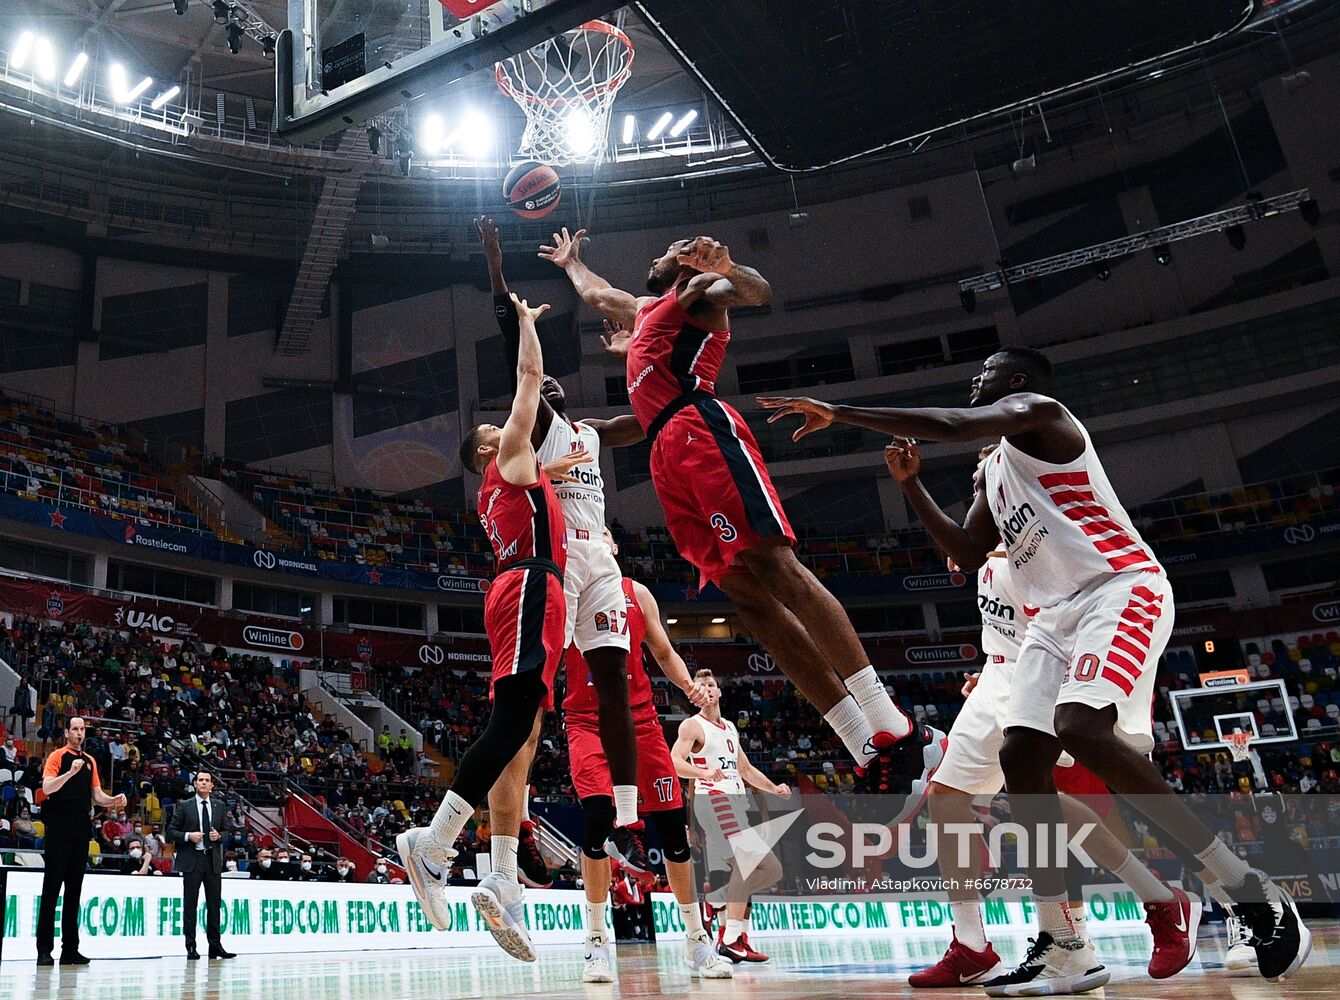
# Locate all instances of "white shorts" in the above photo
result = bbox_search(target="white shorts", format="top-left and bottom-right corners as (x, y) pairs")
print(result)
(563, 534), (631, 654)
(935, 655), (1077, 796)
(694, 791), (750, 873)
(1003, 571), (1173, 754)
(934, 655), (1015, 796)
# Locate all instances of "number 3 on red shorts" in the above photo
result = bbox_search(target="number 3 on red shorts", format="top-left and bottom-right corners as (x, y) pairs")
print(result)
(709, 512), (737, 542)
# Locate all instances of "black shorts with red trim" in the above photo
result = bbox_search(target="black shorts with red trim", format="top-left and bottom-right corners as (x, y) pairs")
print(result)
(486, 561), (567, 711)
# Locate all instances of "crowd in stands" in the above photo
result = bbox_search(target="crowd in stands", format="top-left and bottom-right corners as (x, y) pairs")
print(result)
(0, 394), (204, 533)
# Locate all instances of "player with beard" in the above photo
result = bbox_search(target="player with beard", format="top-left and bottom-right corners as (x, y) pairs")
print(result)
(478, 216), (651, 879)
(542, 226), (943, 816)
(760, 348), (1310, 991)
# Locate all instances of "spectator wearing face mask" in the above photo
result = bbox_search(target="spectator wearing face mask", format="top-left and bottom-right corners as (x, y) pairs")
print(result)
(272, 849), (296, 880)
(296, 853), (317, 881)
(123, 839), (156, 876)
(365, 858), (391, 884)
(327, 858), (357, 884)
(250, 848), (276, 879)
(223, 851), (246, 877)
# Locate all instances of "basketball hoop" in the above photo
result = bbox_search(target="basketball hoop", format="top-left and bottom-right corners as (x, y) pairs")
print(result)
(1225, 731), (1254, 763)
(495, 20), (634, 166)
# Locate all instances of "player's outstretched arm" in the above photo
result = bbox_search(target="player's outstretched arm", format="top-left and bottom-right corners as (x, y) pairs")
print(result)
(885, 439), (999, 572)
(497, 294), (550, 486)
(757, 392), (1068, 444)
(630, 581), (707, 706)
(578, 414), (645, 449)
(476, 215), (509, 297)
(738, 745), (790, 798)
(538, 227), (644, 326)
(671, 718), (725, 783)
(674, 237), (771, 310)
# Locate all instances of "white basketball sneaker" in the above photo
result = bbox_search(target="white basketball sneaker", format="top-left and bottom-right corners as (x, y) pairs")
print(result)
(583, 930), (614, 983)
(471, 871), (536, 962)
(1225, 908), (1259, 977)
(395, 827), (456, 931)
(983, 933), (1110, 997)
(686, 929), (734, 979)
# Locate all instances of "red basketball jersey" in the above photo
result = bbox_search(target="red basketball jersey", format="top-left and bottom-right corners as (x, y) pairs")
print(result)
(563, 578), (652, 717)
(626, 285), (730, 431)
(477, 460), (568, 575)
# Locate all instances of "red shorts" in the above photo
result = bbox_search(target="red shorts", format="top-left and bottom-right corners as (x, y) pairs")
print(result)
(486, 566), (566, 711)
(1053, 760), (1115, 818)
(566, 706), (683, 811)
(649, 397), (795, 587)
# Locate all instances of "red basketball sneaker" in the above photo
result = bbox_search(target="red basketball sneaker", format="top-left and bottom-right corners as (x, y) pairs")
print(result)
(910, 935), (1008, 988)
(1144, 885), (1202, 979)
(719, 933), (769, 963)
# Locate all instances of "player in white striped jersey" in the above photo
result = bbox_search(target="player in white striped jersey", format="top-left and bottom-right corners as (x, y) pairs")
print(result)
(761, 347), (1309, 989)
(673, 669), (791, 964)
(477, 216), (650, 885)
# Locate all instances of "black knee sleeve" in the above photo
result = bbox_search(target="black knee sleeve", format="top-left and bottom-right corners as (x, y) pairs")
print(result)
(707, 867), (731, 891)
(582, 796), (615, 860)
(650, 807), (691, 864)
(450, 671), (546, 805)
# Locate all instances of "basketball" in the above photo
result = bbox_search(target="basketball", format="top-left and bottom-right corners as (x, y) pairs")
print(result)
(503, 161), (561, 220)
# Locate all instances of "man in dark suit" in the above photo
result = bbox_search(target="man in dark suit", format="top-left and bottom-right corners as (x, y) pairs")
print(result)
(166, 770), (236, 959)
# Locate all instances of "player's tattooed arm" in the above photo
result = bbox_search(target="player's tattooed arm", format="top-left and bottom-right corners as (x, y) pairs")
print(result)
(757, 392), (1069, 445)
(885, 439), (998, 572)
(675, 237), (771, 310)
(539, 227), (647, 326)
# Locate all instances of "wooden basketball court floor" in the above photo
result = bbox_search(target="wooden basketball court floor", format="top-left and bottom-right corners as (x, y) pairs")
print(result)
(5, 921), (1337, 999)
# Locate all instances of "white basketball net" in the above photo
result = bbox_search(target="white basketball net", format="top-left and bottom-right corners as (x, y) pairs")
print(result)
(1226, 731), (1254, 762)
(496, 20), (634, 166)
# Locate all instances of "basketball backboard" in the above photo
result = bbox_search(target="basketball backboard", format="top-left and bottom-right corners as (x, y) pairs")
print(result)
(1170, 678), (1298, 751)
(276, 0), (610, 144)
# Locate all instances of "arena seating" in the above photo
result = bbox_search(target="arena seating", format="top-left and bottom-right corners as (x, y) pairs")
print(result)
(0, 395), (205, 533)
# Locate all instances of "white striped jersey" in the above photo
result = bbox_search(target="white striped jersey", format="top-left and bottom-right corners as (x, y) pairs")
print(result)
(536, 416), (606, 534)
(978, 556), (1026, 659)
(981, 400), (1163, 607)
(689, 714), (747, 796)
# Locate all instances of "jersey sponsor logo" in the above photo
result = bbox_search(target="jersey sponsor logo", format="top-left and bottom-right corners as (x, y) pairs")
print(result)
(627, 364), (655, 395)
(709, 512), (737, 542)
(998, 500), (1038, 548)
(977, 593), (1015, 621)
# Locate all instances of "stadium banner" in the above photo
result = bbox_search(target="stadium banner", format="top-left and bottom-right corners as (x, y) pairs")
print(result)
(0, 870), (587, 959)
(649, 886), (1150, 941)
(7, 490), (1340, 602)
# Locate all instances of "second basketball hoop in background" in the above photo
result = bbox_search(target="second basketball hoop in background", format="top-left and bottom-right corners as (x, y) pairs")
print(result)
(503, 161), (562, 220)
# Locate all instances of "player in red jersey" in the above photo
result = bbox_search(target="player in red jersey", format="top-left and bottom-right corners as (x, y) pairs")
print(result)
(397, 294), (566, 964)
(541, 227), (944, 812)
(565, 528), (733, 983)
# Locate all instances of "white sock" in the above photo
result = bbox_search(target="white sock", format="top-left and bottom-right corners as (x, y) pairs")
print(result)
(1194, 838), (1249, 889)
(1069, 904), (1088, 943)
(825, 696), (877, 764)
(1204, 877), (1235, 911)
(429, 790), (472, 849)
(844, 665), (911, 738)
(1112, 851), (1174, 903)
(951, 900), (987, 951)
(681, 902), (704, 935)
(724, 918), (744, 943)
(521, 796), (531, 823)
(613, 785), (639, 828)
(1036, 892), (1077, 943)
(588, 900), (607, 935)
(492, 835), (519, 881)
(741, 913), (751, 933)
